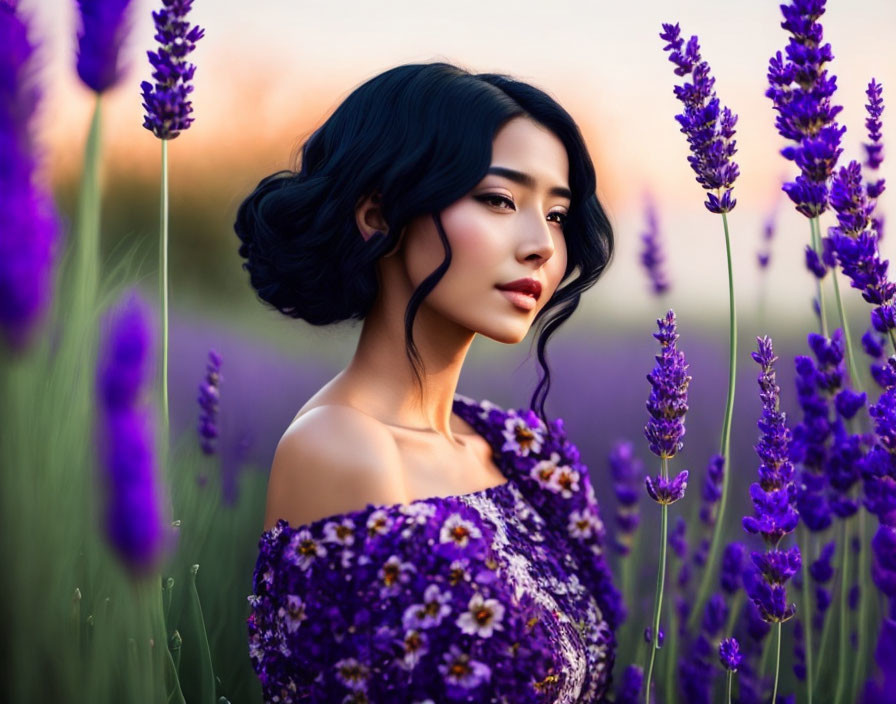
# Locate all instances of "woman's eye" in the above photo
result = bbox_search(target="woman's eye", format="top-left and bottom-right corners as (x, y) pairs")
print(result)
(476, 194), (515, 210)
(548, 211), (568, 227)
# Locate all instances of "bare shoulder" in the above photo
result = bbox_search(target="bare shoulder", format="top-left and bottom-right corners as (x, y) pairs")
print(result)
(262, 404), (407, 532)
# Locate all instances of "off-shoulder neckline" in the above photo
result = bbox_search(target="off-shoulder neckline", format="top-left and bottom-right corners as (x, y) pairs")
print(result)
(260, 395), (514, 539)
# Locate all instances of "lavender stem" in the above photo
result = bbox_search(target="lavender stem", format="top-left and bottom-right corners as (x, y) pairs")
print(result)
(850, 508), (871, 701)
(726, 670), (732, 704)
(644, 478), (669, 704)
(799, 524), (815, 704)
(772, 621), (782, 703)
(833, 518), (850, 704)
(810, 217), (830, 339)
(690, 211), (737, 629)
(159, 139), (169, 442)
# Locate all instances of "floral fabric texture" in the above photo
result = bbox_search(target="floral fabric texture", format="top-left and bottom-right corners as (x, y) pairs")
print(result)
(247, 395), (621, 703)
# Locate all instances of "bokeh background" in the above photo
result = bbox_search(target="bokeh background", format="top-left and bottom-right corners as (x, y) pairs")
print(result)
(25, 0), (896, 471)
(10, 0), (896, 700)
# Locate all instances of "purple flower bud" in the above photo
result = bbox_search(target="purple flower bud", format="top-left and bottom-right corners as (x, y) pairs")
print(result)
(700, 454), (725, 527)
(805, 245), (828, 279)
(863, 329), (886, 359)
(645, 470), (689, 505)
(644, 310), (691, 459)
(640, 197), (670, 296)
(75, 0), (135, 92)
(872, 303), (896, 334)
(95, 291), (167, 575)
(744, 565), (797, 623)
(644, 626), (665, 647)
(668, 514), (688, 559)
(141, 0), (204, 139)
(835, 389), (866, 419)
(702, 593), (728, 637)
(614, 664), (643, 704)
(721, 541), (745, 594)
(752, 547), (802, 585)
(758, 210), (777, 270)
(0, 3), (62, 352)
(864, 79), (885, 195)
(809, 541), (836, 583)
(719, 637), (742, 672)
(196, 348), (221, 455)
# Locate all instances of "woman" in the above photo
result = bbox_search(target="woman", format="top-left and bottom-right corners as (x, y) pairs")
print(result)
(236, 62), (622, 703)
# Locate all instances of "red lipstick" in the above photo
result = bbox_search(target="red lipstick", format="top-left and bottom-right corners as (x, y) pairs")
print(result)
(495, 278), (542, 301)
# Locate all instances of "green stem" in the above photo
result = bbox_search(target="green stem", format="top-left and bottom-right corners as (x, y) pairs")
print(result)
(799, 525), (815, 704)
(644, 458), (670, 704)
(663, 557), (679, 704)
(825, 243), (862, 392)
(726, 670), (733, 704)
(689, 211), (737, 630)
(72, 95), (103, 323)
(810, 217), (830, 338)
(851, 509), (871, 702)
(833, 518), (850, 704)
(772, 622), (782, 704)
(813, 528), (838, 691)
(724, 591), (744, 639)
(159, 139), (170, 443)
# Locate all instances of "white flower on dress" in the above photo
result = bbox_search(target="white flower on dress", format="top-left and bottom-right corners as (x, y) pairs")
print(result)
(398, 628), (430, 670)
(378, 554), (417, 597)
(334, 657), (370, 691)
(501, 416), (544, 456)
(529, 451), (561, 487)
(447, 558), (471, 586)
(456, 592), (505, 638)
(400, 502), (437, 520)
(286, 529), (327, 571)
(568, 507), (604, 541)
(402, 583), (453, 630)
(248, 630), (264, 661)
(439, 513), (482, 548)
(278, 594), (307, 633)
(366, 509), (394, 537)
(323, 518), (356, 546)
(438, 644), (492, 688)
(547, 464), (581, 499)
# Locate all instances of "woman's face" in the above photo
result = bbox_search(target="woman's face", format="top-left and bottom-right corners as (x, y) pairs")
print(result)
(399, 117), (571, 344)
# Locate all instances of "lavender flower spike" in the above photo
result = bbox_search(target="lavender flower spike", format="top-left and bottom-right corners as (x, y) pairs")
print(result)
(0, 1), (61, 351)
(646, 470), (689, 505)
(765, 0), (845, 218)
(719, 637), (742, 672)
(744, 336), (799, 544)
(660, 23), (739, 214)
(644, 310), (691, 459)
(95, 291), (167, 575)
(864, 79), (885, 193)
(76, 0), (135, 93)
(197, 349), (221, 455)
(141, 0), (204, 140)
(640, 197), (670, 295)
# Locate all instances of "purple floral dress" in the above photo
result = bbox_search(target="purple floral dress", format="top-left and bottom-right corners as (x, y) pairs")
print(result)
(247, 394), (622, 703)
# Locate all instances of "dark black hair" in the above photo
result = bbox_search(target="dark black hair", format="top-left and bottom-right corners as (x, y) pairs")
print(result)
(234, 62), (614, 424)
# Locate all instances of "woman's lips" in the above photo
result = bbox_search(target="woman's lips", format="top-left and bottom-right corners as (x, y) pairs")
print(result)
(497, 287), (537, 311)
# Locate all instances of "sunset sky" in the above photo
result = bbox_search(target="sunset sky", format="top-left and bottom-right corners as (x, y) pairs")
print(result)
(19, 0), (896, 322)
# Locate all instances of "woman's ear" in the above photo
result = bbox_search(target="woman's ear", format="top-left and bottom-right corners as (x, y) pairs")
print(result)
(355, 192), (389, 242)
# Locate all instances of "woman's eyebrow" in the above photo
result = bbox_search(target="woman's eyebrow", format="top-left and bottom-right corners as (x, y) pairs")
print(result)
(486, 166), (572, 200)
